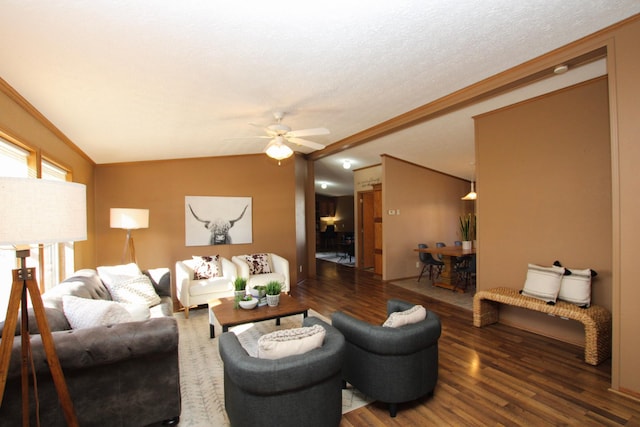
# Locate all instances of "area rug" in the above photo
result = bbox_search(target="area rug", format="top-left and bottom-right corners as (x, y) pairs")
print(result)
(388, 278), (475, 311)
(175, 308), (371, 426)
(316, 251), (355, 267)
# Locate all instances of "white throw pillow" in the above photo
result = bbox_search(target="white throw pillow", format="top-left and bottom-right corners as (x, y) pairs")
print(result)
(558, 268), (592, 307)
(521, 264), (565, 304)
(257, 324), (325, 359)
(383, 304), (427, 327)
(103, 274), (161, 307)
(97, 263), (143, 287)
(62, 295), (133, 329)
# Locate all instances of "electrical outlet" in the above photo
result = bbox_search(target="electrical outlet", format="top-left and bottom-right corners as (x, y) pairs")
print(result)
(299, 265), (303, 273)
(416, 261), (420, 268)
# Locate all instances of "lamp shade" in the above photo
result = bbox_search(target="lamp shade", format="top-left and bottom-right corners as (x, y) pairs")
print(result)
(110, 208), (149, 230)
(0, 177), (87, 246)
(265, 137), (294, 161)
(461, 181), (477, 200)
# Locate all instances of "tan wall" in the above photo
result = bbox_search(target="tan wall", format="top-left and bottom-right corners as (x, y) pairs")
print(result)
(476, 78), (611, 344)
(294, 155), (309, 282)
(382, 155), (471, 280)
(611, 16), (640, 398)
(0, 80), (97, 270)
(94, 154), (301, 304)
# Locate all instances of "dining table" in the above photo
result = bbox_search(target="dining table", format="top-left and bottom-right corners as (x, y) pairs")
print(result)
(414, 245), (476, 293)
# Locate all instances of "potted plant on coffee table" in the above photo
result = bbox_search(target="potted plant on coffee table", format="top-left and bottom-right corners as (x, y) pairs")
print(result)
(234, 277), (247, 299)
(265, 281), (282, 307)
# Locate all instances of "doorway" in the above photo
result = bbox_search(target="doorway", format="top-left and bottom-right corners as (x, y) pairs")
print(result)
(358, 190), (375, 269)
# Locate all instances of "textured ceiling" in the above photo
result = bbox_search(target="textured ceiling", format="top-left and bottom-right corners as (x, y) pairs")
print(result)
(1, 1), (638, 195)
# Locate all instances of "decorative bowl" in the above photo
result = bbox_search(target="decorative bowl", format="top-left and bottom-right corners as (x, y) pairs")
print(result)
(249, 287), (267, 298)
(239, 298), (258, 310)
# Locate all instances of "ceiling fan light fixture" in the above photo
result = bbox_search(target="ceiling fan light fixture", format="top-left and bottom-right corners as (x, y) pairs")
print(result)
(461, 181), (477, 200)
(265, 137), (294, 161)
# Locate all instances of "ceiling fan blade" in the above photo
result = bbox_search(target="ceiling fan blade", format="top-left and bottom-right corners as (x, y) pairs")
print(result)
(286, 127), (330, 138)
(288, 137), (326, 150)
(224, 136), (271, 141)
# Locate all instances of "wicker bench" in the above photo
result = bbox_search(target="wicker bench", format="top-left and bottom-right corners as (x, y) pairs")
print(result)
(473, 287), (611, 365)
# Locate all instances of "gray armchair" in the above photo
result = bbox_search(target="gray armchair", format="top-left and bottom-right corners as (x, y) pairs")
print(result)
(218, 316), (345, 427)
(332, 299), (441, 417)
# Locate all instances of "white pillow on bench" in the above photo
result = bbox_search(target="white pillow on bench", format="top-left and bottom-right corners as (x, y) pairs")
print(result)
(521, 263), (565, 304)
(558, 267), (593, 307)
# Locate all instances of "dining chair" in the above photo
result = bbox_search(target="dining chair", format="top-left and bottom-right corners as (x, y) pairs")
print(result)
(454, 254), (476, 291)
(417, 244), (444, 282)
(435, 242), (446, 261)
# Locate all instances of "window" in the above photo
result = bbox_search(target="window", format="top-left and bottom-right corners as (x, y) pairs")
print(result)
(0, 137), (76, 320)
(0, 138), (30, 177)
(41, 158), (73, 292)
(0, 138), (30, 319)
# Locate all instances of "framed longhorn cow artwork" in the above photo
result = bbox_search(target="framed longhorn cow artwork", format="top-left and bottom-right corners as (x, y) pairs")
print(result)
(185, 196), (252, 246)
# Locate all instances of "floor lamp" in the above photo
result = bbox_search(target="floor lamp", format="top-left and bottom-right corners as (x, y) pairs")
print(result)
(0, 177), (87, 426)
(110, 208), (149, 264)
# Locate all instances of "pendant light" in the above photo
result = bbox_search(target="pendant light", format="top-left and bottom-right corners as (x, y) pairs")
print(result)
(461, 181), (477, 200)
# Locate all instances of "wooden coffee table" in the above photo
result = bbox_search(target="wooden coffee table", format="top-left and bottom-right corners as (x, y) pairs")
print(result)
(208, 294), (309, 338)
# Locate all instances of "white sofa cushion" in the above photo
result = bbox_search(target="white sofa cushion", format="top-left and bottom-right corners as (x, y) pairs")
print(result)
(189, 277), (234, 296)
(247, 272), (286, 289)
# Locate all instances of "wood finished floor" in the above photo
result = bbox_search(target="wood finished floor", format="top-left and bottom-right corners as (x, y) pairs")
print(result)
(292, 259), (640, 426)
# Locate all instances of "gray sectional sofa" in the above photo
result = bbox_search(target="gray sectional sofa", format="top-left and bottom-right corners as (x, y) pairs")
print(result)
(0, 267), (181, 427)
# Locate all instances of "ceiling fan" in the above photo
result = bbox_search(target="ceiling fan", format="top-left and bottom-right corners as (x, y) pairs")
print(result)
(245, 111), (330, 162)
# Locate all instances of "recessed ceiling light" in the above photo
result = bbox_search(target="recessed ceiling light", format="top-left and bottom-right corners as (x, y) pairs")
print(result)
(343, 160), (351, 169)
(321, 183), (327, 189)
(554, 64), (569, 74)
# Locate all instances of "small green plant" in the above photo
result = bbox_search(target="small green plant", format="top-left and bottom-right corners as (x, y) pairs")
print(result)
(265, 281), (282, 296)
(241, 294), (253, 301)
(234, 277), (247, 291)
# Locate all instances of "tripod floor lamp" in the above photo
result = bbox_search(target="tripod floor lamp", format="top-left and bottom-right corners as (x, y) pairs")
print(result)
(110, 208), (149, 264)
(0, 177), (87, 426)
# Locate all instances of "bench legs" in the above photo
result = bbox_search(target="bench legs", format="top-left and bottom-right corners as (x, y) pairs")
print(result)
(473, 297), (499, 327)
(473, 291), (611, 365)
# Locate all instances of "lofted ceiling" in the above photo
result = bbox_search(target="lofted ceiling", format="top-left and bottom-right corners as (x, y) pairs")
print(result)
(1, 2), (638, 196)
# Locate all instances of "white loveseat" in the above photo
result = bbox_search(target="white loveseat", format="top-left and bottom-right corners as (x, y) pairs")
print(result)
(231, 253), (290, 293)
(175, 256), (237, 318)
